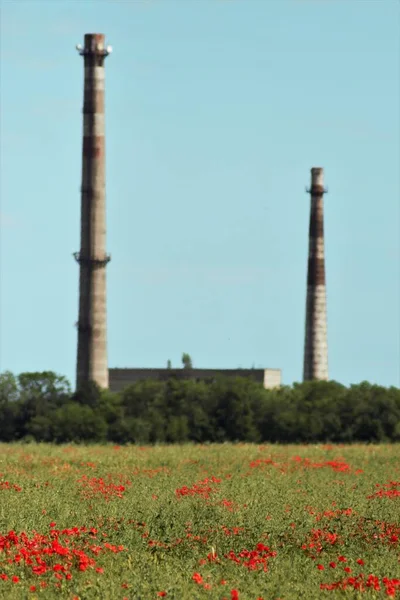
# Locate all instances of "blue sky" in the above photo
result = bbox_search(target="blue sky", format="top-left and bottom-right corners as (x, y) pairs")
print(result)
(1, 0), (399, 389)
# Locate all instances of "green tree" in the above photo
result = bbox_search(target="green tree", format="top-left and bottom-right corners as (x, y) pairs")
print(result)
(52, 403), (107, 443)
(181, 353), (193, 369)
(16, 372), (71, 439)
(211, 377), (260, 442)
(18, 371), (71, 404)
(165, 415), (189, 443)
(181, 380), (215, 442)
(122, 380), (164, 419)
(72, 380), (102, 408)
(292, 380), (346, 442)
(0, 371), (19, 404)
(25, 415), (55, 442)
(0, 402), (19, 441)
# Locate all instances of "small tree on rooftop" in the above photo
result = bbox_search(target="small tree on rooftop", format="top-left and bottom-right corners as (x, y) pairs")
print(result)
(182, 353), (193, 370)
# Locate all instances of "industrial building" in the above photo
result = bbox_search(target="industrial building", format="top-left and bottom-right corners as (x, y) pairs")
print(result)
(108, 368), (282, 393)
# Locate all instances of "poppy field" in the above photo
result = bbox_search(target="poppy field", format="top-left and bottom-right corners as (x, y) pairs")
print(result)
(0, 443), (399, 599)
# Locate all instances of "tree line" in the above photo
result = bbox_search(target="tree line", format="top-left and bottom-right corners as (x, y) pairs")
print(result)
(0, 370), (399, 444)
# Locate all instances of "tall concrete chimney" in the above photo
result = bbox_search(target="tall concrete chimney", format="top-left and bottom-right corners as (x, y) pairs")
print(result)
(303, 167), (329, 381)
(74, 34), (112, 390)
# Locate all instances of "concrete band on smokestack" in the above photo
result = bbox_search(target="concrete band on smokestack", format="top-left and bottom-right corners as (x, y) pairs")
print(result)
(74, 34), (111, 390)
(303, 167), (329, 381)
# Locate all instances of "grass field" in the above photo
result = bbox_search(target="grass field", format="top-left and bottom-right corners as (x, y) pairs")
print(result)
(0, 443), (399, 599)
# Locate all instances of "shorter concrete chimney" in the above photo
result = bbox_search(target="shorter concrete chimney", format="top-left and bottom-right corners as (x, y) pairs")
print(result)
(303, 167), (329, 381)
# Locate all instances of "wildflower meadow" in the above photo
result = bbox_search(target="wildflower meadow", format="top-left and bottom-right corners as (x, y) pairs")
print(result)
(0, 443), (399, 599)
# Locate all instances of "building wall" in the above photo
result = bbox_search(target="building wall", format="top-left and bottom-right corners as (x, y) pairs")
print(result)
(263, 368), (282, 389)
(108, 367), (281, 393)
